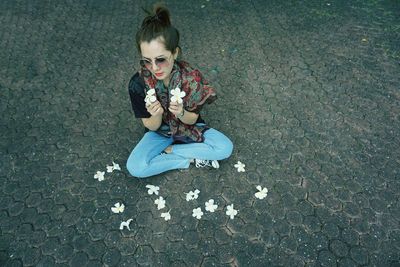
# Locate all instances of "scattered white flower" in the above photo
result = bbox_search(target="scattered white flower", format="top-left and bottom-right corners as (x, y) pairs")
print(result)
(161, 210), (171, 221)
(205, 199), (218, 213)
(201, 4), (205, 8)
(111, 202), (125, 213)
(255, 185), (268, 199)
(154, 196), (166, 210)
(234, 161), (246, 172)
(94, 171), (105, 181)
(185, 189), (200, 201)
(226, 204), (238, 219)
(146, 184), (159, 195)
(119, 219), (133, 230)
(112, 161), (121, 171)
(106, 165), (114, 173)
(170, 87), (186, 104)
(107, 161), (122, 173)
(192, 207), (203, 219)
(145, 89), (157, 106)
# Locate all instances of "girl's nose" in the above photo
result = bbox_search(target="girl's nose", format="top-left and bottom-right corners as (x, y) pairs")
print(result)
(151, 62), (160, 71)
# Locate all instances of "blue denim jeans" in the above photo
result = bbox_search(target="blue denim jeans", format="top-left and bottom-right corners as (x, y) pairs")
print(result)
(126, 127), (233, 178)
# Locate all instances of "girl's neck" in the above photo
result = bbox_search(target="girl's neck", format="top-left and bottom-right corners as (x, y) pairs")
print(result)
(163, 76), (170, 87)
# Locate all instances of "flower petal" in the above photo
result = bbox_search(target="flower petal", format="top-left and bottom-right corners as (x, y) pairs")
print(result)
(112, 162), (121, 171)
(161, 211), (171, 221)
(106, 166), (114, 173)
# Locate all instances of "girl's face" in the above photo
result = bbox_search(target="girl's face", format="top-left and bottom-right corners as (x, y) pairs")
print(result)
(140, 38), (178, 85)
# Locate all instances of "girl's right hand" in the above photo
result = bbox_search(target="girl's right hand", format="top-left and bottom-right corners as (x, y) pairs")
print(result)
(146, 100), (164, 117)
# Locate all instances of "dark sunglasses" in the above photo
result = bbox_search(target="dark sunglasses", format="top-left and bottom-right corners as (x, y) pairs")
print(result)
(140, 55), (171, 69)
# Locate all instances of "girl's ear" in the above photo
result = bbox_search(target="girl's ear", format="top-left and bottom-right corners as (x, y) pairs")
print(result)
(173, 47), (180, 60)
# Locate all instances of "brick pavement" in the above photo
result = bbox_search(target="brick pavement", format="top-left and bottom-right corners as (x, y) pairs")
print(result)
(1, 0), (399, 266)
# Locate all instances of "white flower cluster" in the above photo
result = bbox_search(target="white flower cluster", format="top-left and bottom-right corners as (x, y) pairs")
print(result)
(111, 202), (133, 230)
(146, 184), (171, 221)
(93, 161), (134, 230)
(93, 159), (267, 231)
(186, 188), (238, 220)
(93, 161), (121, 182)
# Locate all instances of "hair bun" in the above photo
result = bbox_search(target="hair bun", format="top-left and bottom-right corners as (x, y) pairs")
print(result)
(153, 4), (171, 26)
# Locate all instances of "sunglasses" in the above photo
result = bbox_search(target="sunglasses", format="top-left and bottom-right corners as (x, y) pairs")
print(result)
(140, 54), (172, 69)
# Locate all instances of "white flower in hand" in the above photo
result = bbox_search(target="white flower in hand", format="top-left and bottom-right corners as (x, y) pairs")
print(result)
(119, 219), (133, 230)
(170, 87), (186, 104)
(154, 196), (166, 210)
(234, 161), (246, 172)
(205, 199), (218, 213)
(145, 89), (157, 106)
(94, 171), (105, 181)
(146, 184), (160, 195)
(161, 210), (171, 221)
(226, 204), (238, 219)
(255, 185), (268, 199)
(111, 202), (125, 213)
(185, 189), (200, 201)
(192, 207), (203, 219)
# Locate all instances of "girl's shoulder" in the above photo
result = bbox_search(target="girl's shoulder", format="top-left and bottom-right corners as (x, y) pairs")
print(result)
(128, 72), (146, 95)
(177, 60), (204, 78)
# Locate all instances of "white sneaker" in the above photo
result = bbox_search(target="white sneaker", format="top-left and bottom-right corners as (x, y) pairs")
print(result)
(195, 159), (220, 169)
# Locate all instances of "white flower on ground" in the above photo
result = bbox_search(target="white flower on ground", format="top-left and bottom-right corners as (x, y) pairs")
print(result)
(145, 89), (157, 106)
(107, 161), (121, 173)
(106, 165), (114, 173)
(205, 199), (218, 213)
(161, 210), (171, 221)
(154, 196), (166, 210)
(94, 171), (105, 181)
(170, 87), (186, 104)
(192, 207), (203, 219)
(185, 189), (200, 201)
(112, 161), (121, 171)
(255, 185), (268, 199)
(226, 204), (238, 219)
(146, 184), (159, 195)
(119, 219), (133, 230)
(111, 202), (125, 213)
(234, 161), (246, 172)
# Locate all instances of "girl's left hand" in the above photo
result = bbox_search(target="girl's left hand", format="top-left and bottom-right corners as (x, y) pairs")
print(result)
(169, 101), (183, 116)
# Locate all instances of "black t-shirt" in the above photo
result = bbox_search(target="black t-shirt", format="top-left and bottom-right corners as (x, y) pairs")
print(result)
(128, 72), (205, 123)
(128, 72), (151, 118)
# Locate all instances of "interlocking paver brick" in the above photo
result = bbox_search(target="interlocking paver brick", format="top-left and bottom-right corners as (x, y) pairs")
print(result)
(350, 246), (369, 265)
(86, 260), (104, 267)
(134, 227), (153, 245)
(1, 0), (399, 265)
(88, 223), (107, 242)
(317, 250), (336, 267)
(69, 252), (89, 267)
(36, 255), (56, 267)
(102, 248), (121, 267)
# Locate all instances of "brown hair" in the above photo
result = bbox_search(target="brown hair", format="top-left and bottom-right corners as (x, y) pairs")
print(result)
(136, 4), (180, 55)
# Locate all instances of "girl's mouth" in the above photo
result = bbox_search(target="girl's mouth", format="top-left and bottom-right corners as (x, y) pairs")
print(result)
(155, 72), (163, 77)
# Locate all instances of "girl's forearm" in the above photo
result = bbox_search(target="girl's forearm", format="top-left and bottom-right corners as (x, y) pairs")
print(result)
(142, 115), (162, 131)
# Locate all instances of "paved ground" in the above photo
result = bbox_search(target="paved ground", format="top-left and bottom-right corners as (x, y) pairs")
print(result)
(1, 0), (399, 266)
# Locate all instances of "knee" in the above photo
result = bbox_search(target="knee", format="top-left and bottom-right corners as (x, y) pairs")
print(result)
(126, 157), (149, 179)
(216, 137), (234, 160)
